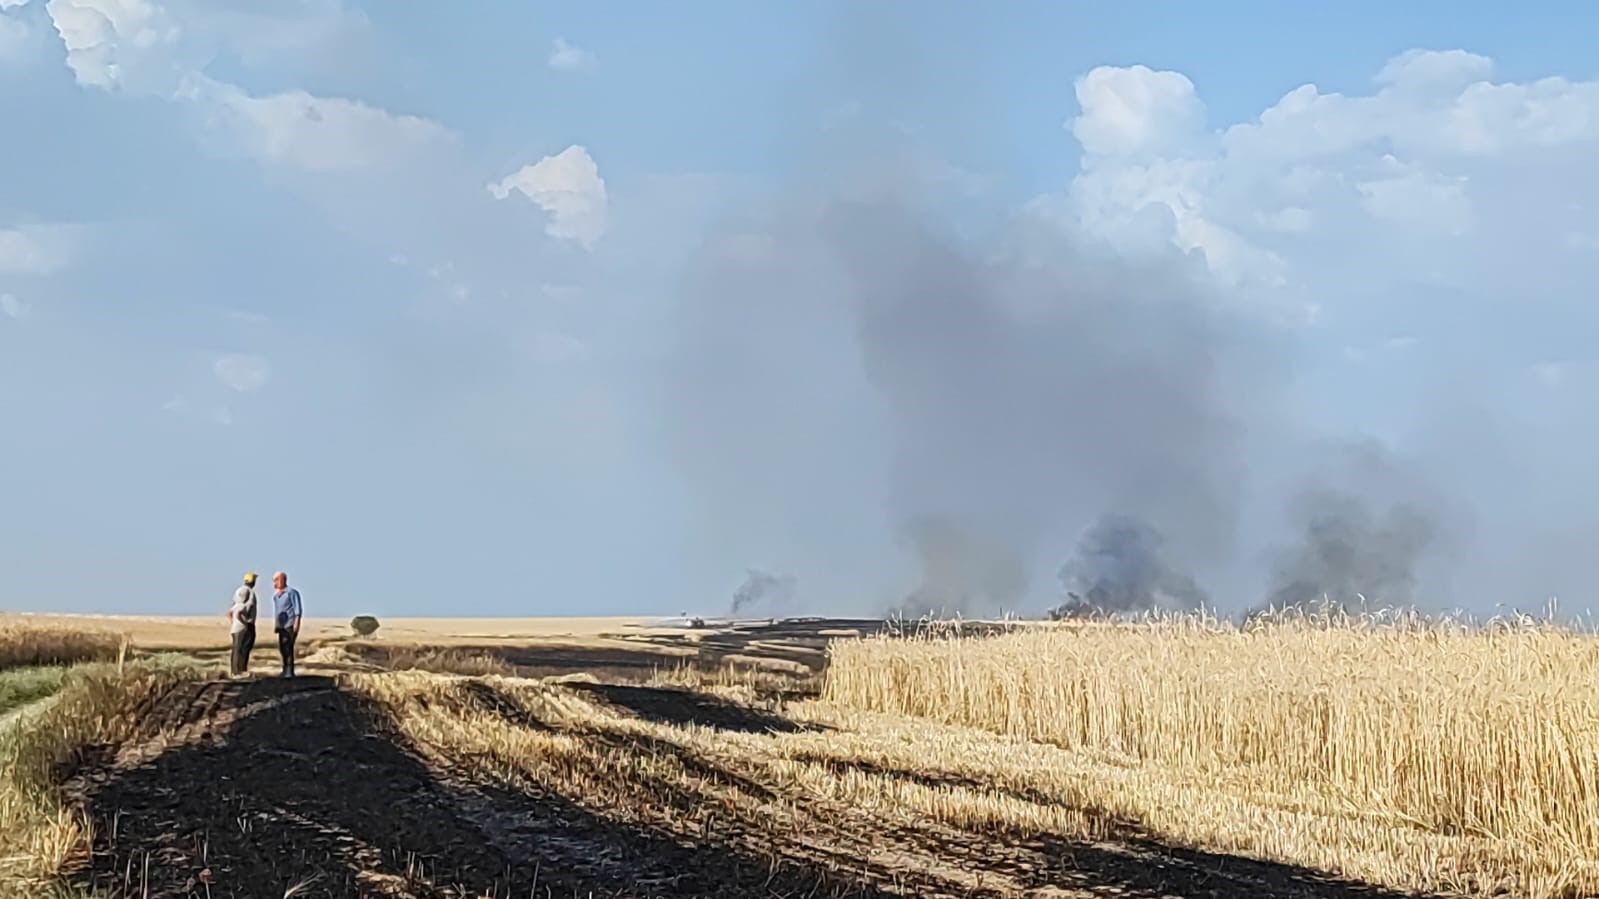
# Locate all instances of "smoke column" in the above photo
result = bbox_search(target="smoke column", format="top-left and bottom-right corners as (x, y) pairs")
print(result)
(658, 172), (1279, 615)
(1252, 441), (1448, 617)
(653, 6), (1466, 619)
(1055, 514), (1210, 617)
(730, 568), (799, 616)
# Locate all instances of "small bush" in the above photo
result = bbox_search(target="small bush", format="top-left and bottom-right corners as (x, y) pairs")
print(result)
(350, 616), (381, 638)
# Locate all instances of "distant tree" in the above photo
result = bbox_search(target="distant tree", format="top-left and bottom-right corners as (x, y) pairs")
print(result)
(350, 615), (381, 638)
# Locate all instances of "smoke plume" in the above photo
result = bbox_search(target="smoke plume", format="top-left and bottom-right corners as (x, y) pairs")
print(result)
(730, 568), (798, 616)
(1054, 514), (1209, 618)
(658, 180), (1276, 615)
(1251, 442), (1446, 617)
(1260, 491), (1437, 615)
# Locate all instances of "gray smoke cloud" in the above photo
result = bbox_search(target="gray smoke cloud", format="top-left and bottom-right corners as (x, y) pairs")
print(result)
(730, 568), (798, 616)
(1251, 442), (1448, 618)
(657, 180), (1277, 616)
(651, 6), (1466, 620)
(1261, 491), (1436, 615)
(1053, 514), (1210, 618)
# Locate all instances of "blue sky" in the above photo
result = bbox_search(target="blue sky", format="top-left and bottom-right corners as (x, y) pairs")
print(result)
(4, 2), (1599, 618)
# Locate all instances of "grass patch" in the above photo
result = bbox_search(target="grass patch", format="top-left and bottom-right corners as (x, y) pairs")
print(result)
(0, 661), (203, 889)
(0, 668), (67, 717)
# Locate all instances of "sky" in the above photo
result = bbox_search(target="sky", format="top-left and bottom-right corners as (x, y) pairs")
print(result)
(3, 2), (1599, 619)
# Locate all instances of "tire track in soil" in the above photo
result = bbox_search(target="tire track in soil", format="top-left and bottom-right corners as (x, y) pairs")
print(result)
(55, 674), (1444, 899)
(57, 675), (907, 899)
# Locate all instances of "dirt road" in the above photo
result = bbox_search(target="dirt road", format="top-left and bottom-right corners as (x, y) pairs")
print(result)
(58, 675), (1438, 899)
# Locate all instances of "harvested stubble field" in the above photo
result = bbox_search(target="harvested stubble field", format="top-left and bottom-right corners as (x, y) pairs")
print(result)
(0, 613), (1592, 898)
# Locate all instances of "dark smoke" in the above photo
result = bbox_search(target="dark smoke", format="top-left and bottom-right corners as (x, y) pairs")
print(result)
(730, 568), (798, 616)
(654, 7), (1292, 618)
(1054, 514), (1209, 618)
(1250, 442), (1447, 618)
(1259, 491), (1437, 616)
(658, 187), (1275, 616)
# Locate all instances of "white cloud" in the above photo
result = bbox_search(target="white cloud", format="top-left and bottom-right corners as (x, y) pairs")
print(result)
(45, 0), (181, 90)
(185, 75), (455, 172)
(213, 405), (232, 426)
(1073, 64), (1206, 158)
(161, 393), (184, 412)
(547, 38), (593, 72)
(0, 0), (32, 10)
(0, 293), (26, 320)
(1356, 166), (1473, 235)
(43, 0), (454, 174)
(213, 353), (268, 392)
(489, 145), (609, 249)
(1065, 49), (1599, 314)
(0, 225), (72, 274)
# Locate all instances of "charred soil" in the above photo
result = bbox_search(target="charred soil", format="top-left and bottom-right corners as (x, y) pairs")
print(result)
(55, 673), (1441, 899)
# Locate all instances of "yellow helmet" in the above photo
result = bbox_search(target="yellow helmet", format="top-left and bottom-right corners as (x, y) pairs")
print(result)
(243, 572), (258, 586)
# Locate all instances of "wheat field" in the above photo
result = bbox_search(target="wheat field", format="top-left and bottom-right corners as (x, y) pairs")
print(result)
(5, 613), (1597, 897)
(0, 624), (125, 671)
(824, 614), (1599, 897)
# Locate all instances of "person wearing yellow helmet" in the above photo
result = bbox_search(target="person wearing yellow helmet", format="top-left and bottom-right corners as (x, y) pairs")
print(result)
(227, 572), (259, 677)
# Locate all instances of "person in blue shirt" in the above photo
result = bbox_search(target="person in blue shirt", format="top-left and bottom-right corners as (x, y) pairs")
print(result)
(271, 571), (303, 678)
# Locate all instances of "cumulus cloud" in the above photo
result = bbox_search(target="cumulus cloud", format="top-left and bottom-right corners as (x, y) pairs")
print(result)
(213, 353), (268, 392)
(45, 0), (181, 90)
(44, 0), (454, 175)
(1072, 64), (1206, 158)
(547, 38), (593, 72)
(1065, 49), (1599, 313)
(0, 0), (32, 10)
(183, 75), (456, 172)
(0, 293), (26, 320)
(489, 145), (609, 249)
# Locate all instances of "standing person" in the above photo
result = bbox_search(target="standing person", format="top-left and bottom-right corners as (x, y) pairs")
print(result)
(228, 573), (259, 677)
(271, 571), (303, 678)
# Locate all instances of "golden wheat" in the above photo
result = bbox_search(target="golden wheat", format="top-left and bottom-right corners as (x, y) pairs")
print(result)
(0, 625), (124, 671)
(0, 662), (202, 886)
(352, 667), (1570, 896)
(824, 615), (1599, 896)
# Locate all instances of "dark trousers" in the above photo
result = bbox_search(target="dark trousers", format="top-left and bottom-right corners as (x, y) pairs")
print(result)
(276, 628), (297, 676)
(230, 627), (255, 675)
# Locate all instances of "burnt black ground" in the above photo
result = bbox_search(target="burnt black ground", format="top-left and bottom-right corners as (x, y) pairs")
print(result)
(58, 675), (1445, 899)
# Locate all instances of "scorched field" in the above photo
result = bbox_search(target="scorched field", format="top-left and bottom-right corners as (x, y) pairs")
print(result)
(0, 612), (1593, 899)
